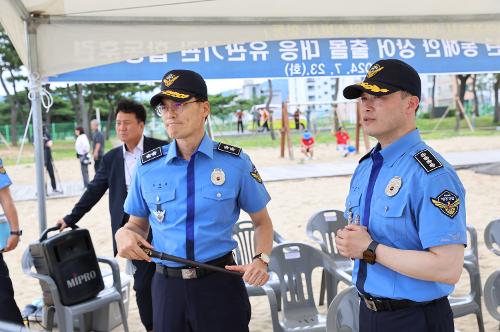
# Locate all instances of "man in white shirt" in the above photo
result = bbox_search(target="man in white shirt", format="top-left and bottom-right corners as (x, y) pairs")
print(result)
(74, 126), (91, 187)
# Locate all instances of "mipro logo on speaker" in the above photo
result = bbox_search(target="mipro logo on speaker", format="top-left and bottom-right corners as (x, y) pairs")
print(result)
(66, 270), (98, 288)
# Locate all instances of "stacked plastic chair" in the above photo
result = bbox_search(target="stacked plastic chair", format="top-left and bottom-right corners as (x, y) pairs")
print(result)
(484, 219), (500, 330)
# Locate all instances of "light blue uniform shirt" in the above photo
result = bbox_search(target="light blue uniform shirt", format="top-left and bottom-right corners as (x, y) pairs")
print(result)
(345, 129), (467, 302)
(0, 159), (12, 190)
(124, 134), (271, 267)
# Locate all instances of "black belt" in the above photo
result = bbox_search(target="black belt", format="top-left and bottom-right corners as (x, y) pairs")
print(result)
(359, 293), (446, 312)
(155, 252), (234, 279)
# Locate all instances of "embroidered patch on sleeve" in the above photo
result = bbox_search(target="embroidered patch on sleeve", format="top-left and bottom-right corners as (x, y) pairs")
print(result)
(430, 190), (460, 218)
(141, 147), (163, 164)
(250, 164), (263, 184)
(413, 149), (443, 173)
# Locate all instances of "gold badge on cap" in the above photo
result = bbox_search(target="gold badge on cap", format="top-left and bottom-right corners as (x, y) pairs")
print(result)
(366, 64), (384, 78)
(163, 74), (179, 87)
(385, 176), (402, 197)
(211, 168), (225, 186)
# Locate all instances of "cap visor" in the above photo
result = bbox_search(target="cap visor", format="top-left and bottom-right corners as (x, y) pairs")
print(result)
(150, 89), (193, 107)
(343, 80), (399, 99)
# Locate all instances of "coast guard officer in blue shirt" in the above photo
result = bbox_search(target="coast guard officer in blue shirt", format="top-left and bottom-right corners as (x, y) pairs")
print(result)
(335, 59), (467, 332)
(0, 158), (24, 325)
(115, 69), (274, 332)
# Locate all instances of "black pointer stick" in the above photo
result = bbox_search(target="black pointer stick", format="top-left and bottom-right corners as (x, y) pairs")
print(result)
(141, 246), (244, 277)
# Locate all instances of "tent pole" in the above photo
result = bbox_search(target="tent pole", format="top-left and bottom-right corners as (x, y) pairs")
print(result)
(26, 16), (48, 234)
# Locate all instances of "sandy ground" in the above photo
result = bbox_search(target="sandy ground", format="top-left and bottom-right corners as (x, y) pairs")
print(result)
(2, 135), (500, 331)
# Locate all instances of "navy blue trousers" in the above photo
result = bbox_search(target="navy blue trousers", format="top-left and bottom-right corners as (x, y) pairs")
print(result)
(152, 270), (251, 332)
(0, 253), (23, 325)
(359, 296), (454, 332)
(132, 259), (156, 331)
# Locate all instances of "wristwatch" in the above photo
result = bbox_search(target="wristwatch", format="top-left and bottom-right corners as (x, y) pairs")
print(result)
(252, 252), (270, 265)
(363, 240), (379, 265)
(10, 230), (22, 236)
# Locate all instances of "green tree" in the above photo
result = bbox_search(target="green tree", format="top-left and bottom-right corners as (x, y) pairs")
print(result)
(46, 82), (156, 138)
(455, 74), (470, 131)
(209, 93), (238, 122)
(91, 83), (155, 139)
(0, 27), (27, 146)
(233, 96), (266, 113)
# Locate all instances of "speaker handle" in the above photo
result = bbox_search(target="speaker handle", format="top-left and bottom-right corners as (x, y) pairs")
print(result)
(39, 224), (79, 242)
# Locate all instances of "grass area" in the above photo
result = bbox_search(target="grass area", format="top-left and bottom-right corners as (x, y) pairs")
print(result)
(216, 115), (500, 148)
(216, 130), (339, 148)
(0, 139), (115, 166)
(416, 115), (497, 132)
(1, 116), (499, 166)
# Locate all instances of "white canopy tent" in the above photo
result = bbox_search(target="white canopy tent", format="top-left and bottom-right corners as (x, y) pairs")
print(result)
(1, 0), (500, 232)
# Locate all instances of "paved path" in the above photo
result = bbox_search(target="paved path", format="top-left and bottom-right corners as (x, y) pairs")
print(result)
(11, 149), (500, 202)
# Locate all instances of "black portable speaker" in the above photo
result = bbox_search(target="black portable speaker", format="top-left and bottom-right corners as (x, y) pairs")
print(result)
(29, 225), (104, 306)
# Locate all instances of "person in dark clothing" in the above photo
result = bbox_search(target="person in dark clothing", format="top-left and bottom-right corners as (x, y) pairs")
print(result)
(91, 119), (105, 172)
(43, 127), (59, 193)
(57, 99), (168, 332)
(294, 108), (301, 130)
(236, 109), (244, 133)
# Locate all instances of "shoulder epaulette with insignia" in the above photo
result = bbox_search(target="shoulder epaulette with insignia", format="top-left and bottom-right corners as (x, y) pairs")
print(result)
(217, 142), (241, 156)
(141, 147), (164, 164)
(358, 149), (373, 164)
(413, 149), (443, 173)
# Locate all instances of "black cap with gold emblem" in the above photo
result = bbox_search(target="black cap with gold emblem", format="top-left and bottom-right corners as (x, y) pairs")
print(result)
(343, 59), (421, 100)
(150, 69), (208, 108)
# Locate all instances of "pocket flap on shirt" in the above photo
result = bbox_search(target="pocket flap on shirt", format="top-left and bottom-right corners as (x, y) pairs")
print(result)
(346, 192), (362, 209)
(201, 185), (237, 201)
(145, 189), (176, 204)
(382, 200), (406, 218)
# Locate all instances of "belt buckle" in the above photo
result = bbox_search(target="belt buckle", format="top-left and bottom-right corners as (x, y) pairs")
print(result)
(364, 297), (378, 312)
(181, 268), (197, 279)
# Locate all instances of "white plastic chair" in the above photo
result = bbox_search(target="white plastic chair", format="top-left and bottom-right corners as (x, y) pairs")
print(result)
(262, 242), (352, 332)
(485, 219), (500, 256)
(484, 270), (500, 329)
(449, 225), (484, 332)
(233, 220), (286, 309)
(21, 248), (129, 332)
(0, 321), (36, 332)
(326, 286), (359, 332)
(306, 209), (353, 306)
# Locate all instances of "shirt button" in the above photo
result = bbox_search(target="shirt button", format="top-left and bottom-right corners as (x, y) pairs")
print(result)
(384, 206), (389, 212)
(216, 192), (222, 198)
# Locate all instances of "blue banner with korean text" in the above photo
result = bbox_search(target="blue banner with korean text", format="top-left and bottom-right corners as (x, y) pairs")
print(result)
(49, 37), (500, 82)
